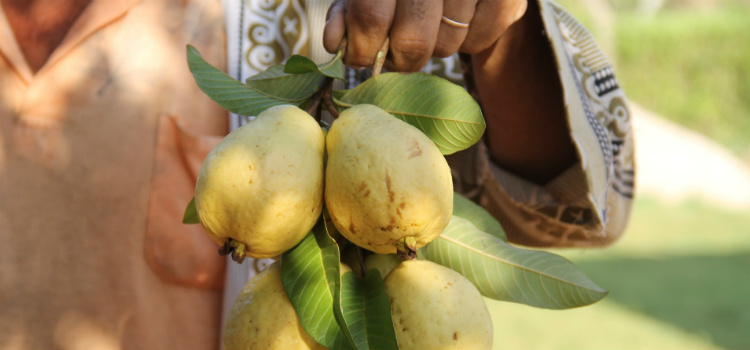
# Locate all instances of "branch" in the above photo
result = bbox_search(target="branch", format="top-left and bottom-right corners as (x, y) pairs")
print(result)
(306, 77), (334, 121)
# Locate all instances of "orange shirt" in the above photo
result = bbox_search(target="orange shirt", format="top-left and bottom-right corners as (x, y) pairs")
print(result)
(0, 0), (229, 348)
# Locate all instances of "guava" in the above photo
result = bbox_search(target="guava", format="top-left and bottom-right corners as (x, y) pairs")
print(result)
(222, 262), (326, 350)
(384, 260), (493, 350)
(195, 105), (325, 261)
(324, 104), (453, 257)
(364, 253), (400, 278)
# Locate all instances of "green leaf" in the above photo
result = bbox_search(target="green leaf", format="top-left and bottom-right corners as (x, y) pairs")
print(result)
(281, 219), (353, 350)
(421, 216), (608, 309)
(186, 44), (324, 116)
(452, 193), (506, 241)
(334, 72), (485, 155)
(338, 270), (400, 350)
(181, 197), (200, 224)
(284, 50), (346, 81)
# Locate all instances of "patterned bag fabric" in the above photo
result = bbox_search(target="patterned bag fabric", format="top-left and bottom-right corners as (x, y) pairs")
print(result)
(447, 1), (635, 248)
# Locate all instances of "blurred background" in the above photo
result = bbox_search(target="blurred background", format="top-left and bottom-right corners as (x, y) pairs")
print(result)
(487, 0), (750, 349)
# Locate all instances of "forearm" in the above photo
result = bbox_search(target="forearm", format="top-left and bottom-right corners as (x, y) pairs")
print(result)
(471, 0), (578, 185)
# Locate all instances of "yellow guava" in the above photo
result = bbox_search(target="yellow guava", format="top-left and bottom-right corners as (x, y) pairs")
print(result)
(222, 262), (326, 350)
(324, 104), (453, 255)
(195, 105), (325, 260)
(364, 253), (400, 278)
(384, 260), (493, 350)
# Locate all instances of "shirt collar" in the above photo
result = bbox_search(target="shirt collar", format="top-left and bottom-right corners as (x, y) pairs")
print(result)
(0, 0), (140, 83)
(0, 3), (32, 83)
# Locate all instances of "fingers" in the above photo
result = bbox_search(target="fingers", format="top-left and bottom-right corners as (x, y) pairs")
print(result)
(344, 0), (397, 68)
(322, 0), (527, 70)
(434, 0), (477, 58)
(386, 0), (443, 71)
(462, 0), (527, 54)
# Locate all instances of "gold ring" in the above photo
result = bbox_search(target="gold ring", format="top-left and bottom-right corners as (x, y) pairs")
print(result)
(441, 16), (470, 29)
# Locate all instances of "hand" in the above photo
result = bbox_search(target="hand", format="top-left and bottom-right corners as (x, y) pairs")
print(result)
(323, 0), (527, 72)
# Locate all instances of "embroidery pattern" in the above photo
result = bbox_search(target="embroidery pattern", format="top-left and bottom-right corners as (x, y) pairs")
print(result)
(244, 0), (309, 76)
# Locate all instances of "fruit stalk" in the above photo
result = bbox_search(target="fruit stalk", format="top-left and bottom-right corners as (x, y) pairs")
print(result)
(321, 84), (339, 119)
(372, 38), (390, 76)
(305, 77), (334, 120)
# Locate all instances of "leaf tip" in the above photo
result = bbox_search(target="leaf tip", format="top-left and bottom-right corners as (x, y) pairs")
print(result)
(185, 44), (199, 56)
(181, 197), (200, 224)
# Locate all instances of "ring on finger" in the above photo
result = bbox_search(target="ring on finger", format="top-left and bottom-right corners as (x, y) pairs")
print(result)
(441, 15), (470, 29)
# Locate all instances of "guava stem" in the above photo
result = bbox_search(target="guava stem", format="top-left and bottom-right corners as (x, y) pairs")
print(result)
(305, 93), (322, 117)
(306, 77), (334, 121)
(395, 236), (418, 260)
(321, 85), (339, 119)
(372, 38), (390, 76)
(337, 38), (348, 58)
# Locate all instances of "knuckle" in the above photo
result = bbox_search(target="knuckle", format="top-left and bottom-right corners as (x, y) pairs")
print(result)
(391, 38), (432, 59)
(349, 3), (393, 33)
(344, 53), (375, 69)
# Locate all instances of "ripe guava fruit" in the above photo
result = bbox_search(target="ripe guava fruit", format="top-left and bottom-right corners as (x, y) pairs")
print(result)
(325, 104), (453, 257)
(384, 259), (493, 350)
(222, 262), (326, 350)
(195, 105), (325, 261)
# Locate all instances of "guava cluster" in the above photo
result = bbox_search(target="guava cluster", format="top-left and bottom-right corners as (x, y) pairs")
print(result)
(194, 104), (492, 350)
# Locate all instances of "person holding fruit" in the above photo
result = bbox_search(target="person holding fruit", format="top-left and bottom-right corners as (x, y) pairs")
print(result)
(0, 0), (634, 349)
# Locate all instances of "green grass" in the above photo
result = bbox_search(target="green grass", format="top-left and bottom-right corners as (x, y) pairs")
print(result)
(615, 8), (750, 157)
(487, 196), (750, 350)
